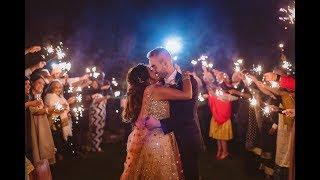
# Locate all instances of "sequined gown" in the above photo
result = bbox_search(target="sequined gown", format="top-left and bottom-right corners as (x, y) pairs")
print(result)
(121, 87), (183, 180)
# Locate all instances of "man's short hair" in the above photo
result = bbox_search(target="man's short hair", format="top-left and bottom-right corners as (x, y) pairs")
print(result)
(147, 47), (171, 59)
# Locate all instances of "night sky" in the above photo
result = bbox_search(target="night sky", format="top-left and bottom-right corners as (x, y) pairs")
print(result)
(25, 0), (294, 79)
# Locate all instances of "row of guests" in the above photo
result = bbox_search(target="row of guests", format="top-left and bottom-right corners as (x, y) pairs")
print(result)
(24, 46), (112, 180)
(197, 66), (295, 180)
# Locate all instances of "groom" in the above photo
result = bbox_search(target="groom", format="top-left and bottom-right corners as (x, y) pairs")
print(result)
(145, 47), (202, 180)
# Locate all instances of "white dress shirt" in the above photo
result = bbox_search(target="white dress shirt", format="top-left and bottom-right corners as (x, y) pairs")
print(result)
(164, 70), (178, 85)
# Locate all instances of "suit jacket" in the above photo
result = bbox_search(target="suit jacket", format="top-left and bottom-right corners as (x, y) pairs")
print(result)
(160, 72), (203, 150)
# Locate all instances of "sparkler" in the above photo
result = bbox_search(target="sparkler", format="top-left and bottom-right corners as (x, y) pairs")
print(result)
(202, 61), (208, 68)
(198, 93), (205, 102)
(72, 105), (84, 120)
(249, 97), (258, 106)
(281, 60), (293, 71)
(68, 86), (74, 93)
(270, 81), (280, 89)
(198, 55), (208, 61)
(54, 102), (64, 111)
(262, 105), (271, 117)
(112, 78), (118, 87)
(92, 72), (100, 78)
(76, 94), (82, 103)
(236, 59), (243, 64)
(208, 63), (213, 69)
(279, 2), (295, 25)
(114, 91), (121, 97)
(45, 45), (54, 54)
(55, 46), (66, 59)
(234, 58), (244, 72)
(279, 43), (284, 49)
(252, 65), (263, 75)
(191, 60), (198, 66)
(51, 62), (72, 72)
(86, 67), (101, 79)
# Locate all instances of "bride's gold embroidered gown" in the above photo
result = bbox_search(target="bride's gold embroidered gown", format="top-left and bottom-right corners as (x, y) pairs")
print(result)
(121, 87), (183, 180)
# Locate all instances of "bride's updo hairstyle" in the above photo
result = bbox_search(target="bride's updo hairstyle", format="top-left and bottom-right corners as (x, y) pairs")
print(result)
(123, 64), (150, 123)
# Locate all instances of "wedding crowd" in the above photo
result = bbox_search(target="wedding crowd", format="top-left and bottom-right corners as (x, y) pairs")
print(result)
(195, 65), (295, 180)
(25, 45), (295, 180)
(25, 45), (115, 179)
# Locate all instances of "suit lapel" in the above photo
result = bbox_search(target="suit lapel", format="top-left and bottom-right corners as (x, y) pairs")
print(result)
(173, 72), (183, 90)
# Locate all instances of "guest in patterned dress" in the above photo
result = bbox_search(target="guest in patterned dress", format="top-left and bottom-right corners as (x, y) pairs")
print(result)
(247, 73), (280, 177)
(88, 79), (108, 152)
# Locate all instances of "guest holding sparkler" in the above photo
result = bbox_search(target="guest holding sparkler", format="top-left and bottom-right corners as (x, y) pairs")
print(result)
(204, 69), (237, 160)
(259, 73), (295, 180)
(246, 73), (281, 178)
(25, 45), (41, 55)
(25, 61), (46, 78)
(29, 74), (56, 179)
(228, 71), (251, 145)
(25, 76), (42, 180)
(87, 78), (109, 152)
(44, 80), (74, 160)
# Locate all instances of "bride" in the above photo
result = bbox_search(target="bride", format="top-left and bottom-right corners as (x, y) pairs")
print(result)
(120, 64), (192, 180)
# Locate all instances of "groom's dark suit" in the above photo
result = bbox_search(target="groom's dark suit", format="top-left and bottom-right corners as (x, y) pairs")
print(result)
(159, 72), (202, 180)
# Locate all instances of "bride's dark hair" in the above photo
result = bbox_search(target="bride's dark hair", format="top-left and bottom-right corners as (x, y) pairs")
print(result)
(123, 64), (150, 123)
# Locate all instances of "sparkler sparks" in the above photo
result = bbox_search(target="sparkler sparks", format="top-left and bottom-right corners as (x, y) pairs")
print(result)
(234, 66), (241, 72)
(114, 91), (121, 97)
(68, 86), (74, 93)
(191, 60), (198, 66)
(279, 43), (284, 49)
(55, 46), (66, 59)
(252, 65), (263, 75)
(202, 61), (208, 67)
(234, 58), (244, 72)
(76, 94), (82, 103)
(52, 62), (71, 72)
(270, 81), (280, 88)
(199, 55), (208, 61)
(279, 2), (295, 25)
(72, 105), (84, 120)
(112, 78), (118, 87)
(281, 60), (293, 71)
(198, 93), (205, 102)
(249, 97), (258, 106)
(262, 105), (271, 117)
(54, 102), (64, 111)
(45, 45), (54, 54)
(208, 63), (213, 68)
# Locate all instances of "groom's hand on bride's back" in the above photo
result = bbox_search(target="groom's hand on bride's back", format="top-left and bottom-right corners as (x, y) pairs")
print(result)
(145, 116), (161, 130)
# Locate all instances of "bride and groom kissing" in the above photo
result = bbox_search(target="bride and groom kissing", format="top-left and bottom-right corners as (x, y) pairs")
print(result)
(121, 47), (203, 180)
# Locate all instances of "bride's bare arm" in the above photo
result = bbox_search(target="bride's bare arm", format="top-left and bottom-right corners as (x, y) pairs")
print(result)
(152, 72), (192, 100)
